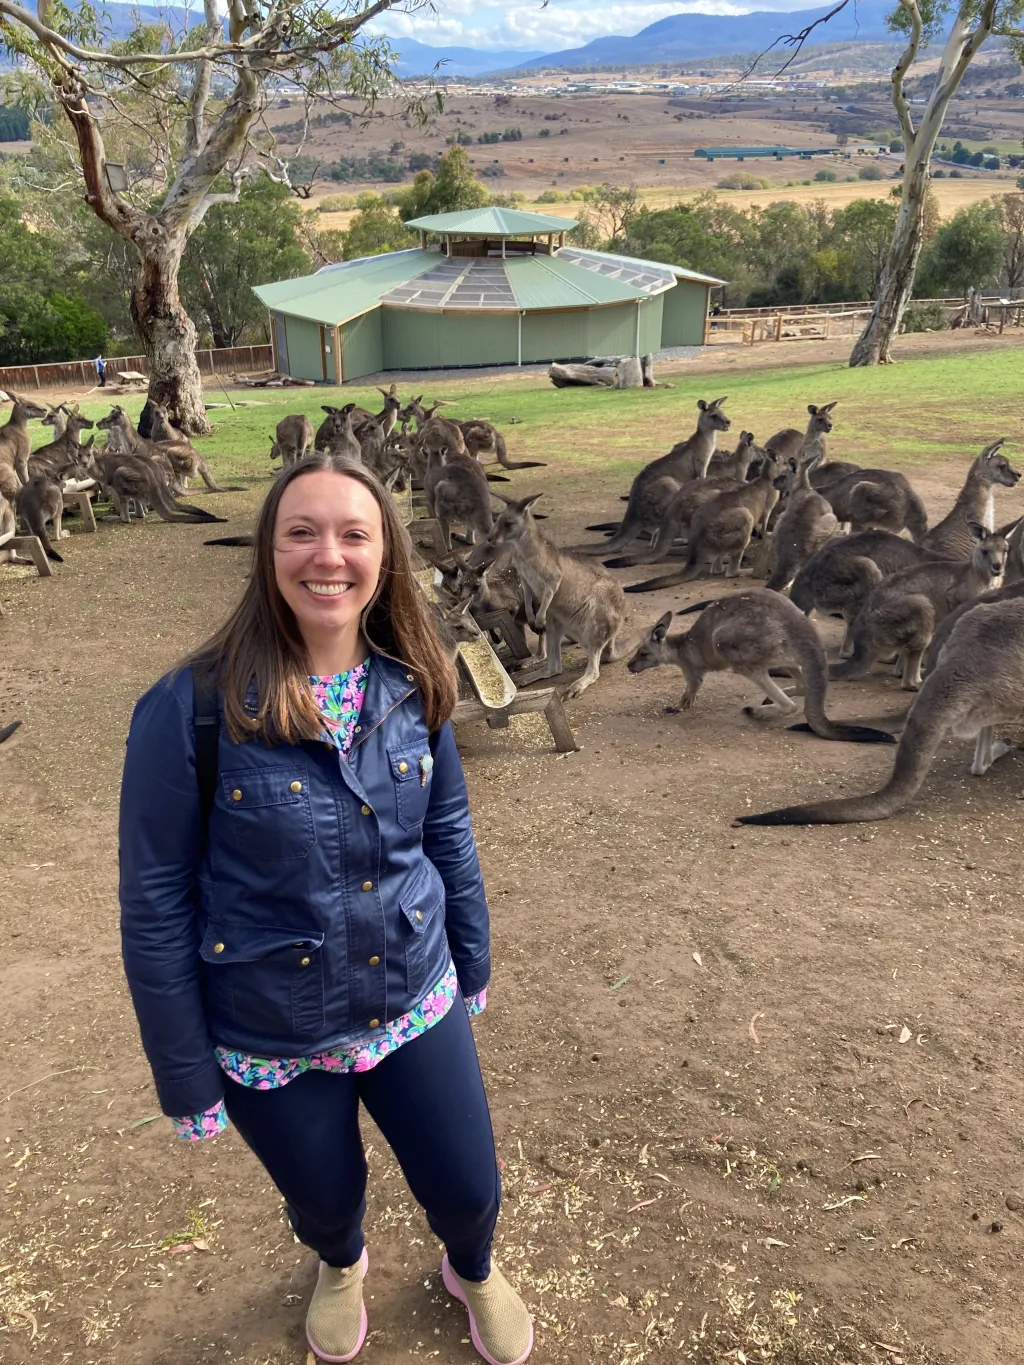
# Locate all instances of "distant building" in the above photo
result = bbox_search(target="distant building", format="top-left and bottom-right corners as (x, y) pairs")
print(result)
(254, 207), (724, 382)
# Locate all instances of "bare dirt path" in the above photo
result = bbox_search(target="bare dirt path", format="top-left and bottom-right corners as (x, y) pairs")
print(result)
(1, 410), (1023, 1364)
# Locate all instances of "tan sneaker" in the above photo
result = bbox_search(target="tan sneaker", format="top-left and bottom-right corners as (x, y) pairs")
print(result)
(441, 1254), (533, 1365)
(306, 1248), (369, 1362)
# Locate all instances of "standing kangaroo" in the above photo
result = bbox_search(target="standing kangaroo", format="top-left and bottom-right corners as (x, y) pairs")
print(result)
(478, 493), (631, 699)
(271, 414), (315, 468)
(739, 595), (1024, 825)
(16, 474), (66, 562)
(424, 449), (495, 550)
(627, 593), (893, 743)
(0, 394), (47, 489)
(315, 403), (362, 462)
(765, 452), (840, 594)
(402, 396), (468, 463)
(604, 432), (762, 569)
(624, 447), (783, 592)
(830, 522), (1008, 690)
(921, 440), (1021, 559)
(588, 398), (732, 554)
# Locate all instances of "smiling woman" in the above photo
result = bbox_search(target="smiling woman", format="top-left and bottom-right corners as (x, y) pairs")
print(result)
(117, 453), (535, 1365)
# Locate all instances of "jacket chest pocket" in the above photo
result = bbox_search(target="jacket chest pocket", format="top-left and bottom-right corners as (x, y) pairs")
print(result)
(200, 924), (326, 1041)
(219, 765), (316, 860)
(388, 745), (433, 831)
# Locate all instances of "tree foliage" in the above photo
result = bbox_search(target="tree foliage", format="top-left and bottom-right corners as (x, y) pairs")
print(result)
(397, 146), (490, 222)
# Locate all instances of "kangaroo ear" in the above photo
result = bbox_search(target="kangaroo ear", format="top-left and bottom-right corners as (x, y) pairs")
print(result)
(652, 611), (673, 641)
(697, 399), (707, 411)
(743, 431), (754, 442)
(822, 401), (838, 412)
(997, 515), (1024, 538)
(981, 439), (1006, 459)
(321, 406), (338, 415)
(713, 396), (727, 408)
(807, 404), (818, 416)
(520, 493), (544, 514)
(967, 521), (986, 540)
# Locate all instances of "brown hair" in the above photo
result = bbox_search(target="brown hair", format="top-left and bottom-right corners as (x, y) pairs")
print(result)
(187, 453), (458, 743)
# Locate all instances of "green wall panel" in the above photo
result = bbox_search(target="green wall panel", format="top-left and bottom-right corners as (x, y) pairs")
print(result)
(382, 309), (517, 369)
(341, 310), (383, 382)
(521, 310), (588, 363)
(661, 281), (708, 347)
(638, 294), (664, 354)
(285, 316), (323, 381)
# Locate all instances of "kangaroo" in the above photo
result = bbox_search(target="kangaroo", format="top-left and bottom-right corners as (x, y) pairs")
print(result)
(448, 545), (522, 620)
(424, 449), (494, 550)
(86, 447), (227, 525)
(351, 385), (403, 443)
(401, 396), (469, 463)
(0, 394), (48, 487)
(147, 403), (247, 492)
(586, 398), (732, 553)
(740, 594), (1024, 825)
(624, 447), (783, 592)
(40, 404), (68, 438)
(270, 414), (314, 469)
(477, 493), (631, 698)
(460, 419), (545, 470)
(28, 412), (96, 479)
(359, 413), (404, 484)
(790, 529), (951, 654)
(921, 441), (1021, 560)
(315, 403), (362, 462)
(765, 402), (837, 468)
(16, 474), (65, 562)
(765, 452), (840, 594)
(821, 466), (928, 541)
(627, 593), (893, 742)
(831, 522), (1007, 690)
(604, 433), (762, 569)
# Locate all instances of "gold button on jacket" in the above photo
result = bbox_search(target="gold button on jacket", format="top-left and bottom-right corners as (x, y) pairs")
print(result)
(397, 761), (409, 774)
(299, 956), (310, 967)
(231, 789), (242, 802)
(360, 804), (371, 816)
(369, 1018), (380, 1029)
(213, 942), (225, 954)
(289, 780), (302, 794)
(368, 955), (380, 967)
(361, 880), (373, 892)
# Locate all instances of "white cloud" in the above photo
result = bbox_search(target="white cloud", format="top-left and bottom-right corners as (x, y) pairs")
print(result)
(372, 0), (816, 52)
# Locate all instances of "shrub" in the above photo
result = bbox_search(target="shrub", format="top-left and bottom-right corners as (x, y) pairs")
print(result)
(951, 169), (964, 179)
(716, 171), (770, 190)
(933, 168), (946, 178)
(902, 300), (948, 332)
(858, 164), (885, 180)
(984, 157), (1001, 171)
(538, 127), (550, 137)
(536, 189), (564, 203)
(889, 139), (905, 153)
(814, 168), (838, 182)
(318, 193), (356, 213)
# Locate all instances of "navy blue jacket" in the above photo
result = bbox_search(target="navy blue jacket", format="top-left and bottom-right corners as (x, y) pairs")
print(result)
(119, 654), (490, 1118)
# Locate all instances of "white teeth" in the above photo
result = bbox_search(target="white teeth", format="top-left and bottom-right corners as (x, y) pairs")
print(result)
(305, 582), (351, 597)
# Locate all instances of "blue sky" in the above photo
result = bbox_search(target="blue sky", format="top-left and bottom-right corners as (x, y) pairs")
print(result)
(371, 0), (822, 53)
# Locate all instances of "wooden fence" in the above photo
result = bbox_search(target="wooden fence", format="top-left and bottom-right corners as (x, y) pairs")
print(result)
(0, 344), (274, 393)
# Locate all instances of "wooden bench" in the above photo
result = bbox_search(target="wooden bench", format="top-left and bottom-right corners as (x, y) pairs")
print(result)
(0, 529), (52, 580)
(63, 488), (96, 532)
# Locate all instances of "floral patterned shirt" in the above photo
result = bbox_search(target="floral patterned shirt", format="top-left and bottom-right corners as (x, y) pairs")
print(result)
(172, 660), (485, 1141)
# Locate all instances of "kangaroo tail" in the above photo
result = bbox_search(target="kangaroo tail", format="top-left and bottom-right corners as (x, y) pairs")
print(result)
(21, 503), (63, 562)
(0, 718), (22, 745)
(204, 534), (254, 547)
(623, 559), (697, 593)
(905, 491), (929, 545)
(795, 626), (896, 744)
(485, 473), (512, 484)
(676, 599), (714, 616)
(199, 463), (248, 493)
(738, 666), (958, 824)
(586, 520), (623, 533)
(495, 431), (545, 470)
(153, 487), (227, 523)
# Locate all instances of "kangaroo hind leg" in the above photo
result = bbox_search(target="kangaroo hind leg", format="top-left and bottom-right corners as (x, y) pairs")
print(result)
(743, 671), (800, 721)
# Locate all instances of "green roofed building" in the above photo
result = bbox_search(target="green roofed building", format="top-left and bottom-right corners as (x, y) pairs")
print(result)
(252, 207), (725, 383)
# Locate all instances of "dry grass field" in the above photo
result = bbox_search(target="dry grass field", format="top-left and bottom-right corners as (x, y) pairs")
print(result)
(2, 334), (1024, 1365)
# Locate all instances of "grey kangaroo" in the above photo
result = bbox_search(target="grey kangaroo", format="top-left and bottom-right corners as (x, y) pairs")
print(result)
(765, 452), (840, 594)
(16, 473), (66, 562)
(627, 592), (893, 743)
(739, 594), (1024, 825)
(476, 493), (632, 698)
(271, 414), (314, 468)
(460, 419), (545, 470)
(0, 394), (47, 490)
(587, 398), (731, 553)
(86, 447), (226, 525)
(765, 402), (838, 468)
(624, 447), (784, 592)
(424, 449), (495, 550)
(28, 412), (96, 480)
(146, 404), (247, 492)
(920, 440), (1021, 559)
(789, 529), (952, 654)
(822, 466), (928, 541)
(830, 521), (1008, 690)
(604, 432), (761, 569)
(315, 403), (362, 462)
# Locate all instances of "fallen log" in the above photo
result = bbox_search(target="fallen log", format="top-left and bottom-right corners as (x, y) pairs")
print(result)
(548, 355), (646, 389)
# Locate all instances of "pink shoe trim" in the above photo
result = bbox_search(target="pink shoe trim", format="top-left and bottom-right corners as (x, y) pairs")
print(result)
(441, 1254), (534, 1365)
(306, 1248), (369, 1363)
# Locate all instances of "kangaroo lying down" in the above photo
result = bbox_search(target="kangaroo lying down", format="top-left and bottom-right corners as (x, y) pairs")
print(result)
(627, 591), (894, 743)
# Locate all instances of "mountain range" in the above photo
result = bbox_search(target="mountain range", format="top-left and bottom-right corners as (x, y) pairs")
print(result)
(386, 1), (900, 77)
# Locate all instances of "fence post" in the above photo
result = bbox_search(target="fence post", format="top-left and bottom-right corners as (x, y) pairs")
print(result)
(775, 314), (783, 342)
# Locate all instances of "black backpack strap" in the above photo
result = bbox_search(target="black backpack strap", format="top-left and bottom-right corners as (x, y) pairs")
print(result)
(191, 664), (220, 846)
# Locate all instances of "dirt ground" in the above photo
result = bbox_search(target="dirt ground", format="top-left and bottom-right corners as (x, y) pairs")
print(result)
(2, 356), (1024, 1365)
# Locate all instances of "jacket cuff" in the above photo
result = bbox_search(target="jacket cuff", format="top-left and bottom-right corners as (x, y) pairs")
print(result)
(454, 951), (490, 999)
(154, 1057), (225, 1119)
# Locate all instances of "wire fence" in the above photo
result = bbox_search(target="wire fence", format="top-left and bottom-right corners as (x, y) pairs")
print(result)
(0, 344), (274, 393)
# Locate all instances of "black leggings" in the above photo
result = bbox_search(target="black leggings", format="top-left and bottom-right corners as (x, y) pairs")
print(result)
(222, 994), (500, 1280)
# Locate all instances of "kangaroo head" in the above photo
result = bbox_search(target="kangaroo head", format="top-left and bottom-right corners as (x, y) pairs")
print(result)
(807, 402), (837, 433)
(95, 406), (125, 430)
(489, 492), (542, 546)
(978, 440), (1021, 488)
(40, 406), (61, 428)
(969, 521), (1008, 580)
(10, 395), (47, 421)
(627, 612), (674, 674)
(69, 413), (95, 434)
(697, 397), (731, 434)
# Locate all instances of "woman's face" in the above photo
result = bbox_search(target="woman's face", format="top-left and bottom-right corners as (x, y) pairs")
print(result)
(273, 471), (385, 647)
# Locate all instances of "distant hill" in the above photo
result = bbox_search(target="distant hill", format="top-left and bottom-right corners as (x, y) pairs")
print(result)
(386, 36), (547, 78)
(511, 2), (899, 70)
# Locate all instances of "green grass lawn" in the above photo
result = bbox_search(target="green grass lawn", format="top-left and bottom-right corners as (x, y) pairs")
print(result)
(43, 344), (1024, 488)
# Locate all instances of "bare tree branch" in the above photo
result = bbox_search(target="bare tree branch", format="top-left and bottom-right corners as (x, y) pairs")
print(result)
(713, 0), (852, 96)
(891, 0), (923, 147)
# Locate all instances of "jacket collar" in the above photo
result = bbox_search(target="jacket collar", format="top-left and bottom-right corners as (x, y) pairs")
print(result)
(241, 652), (416, 745)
